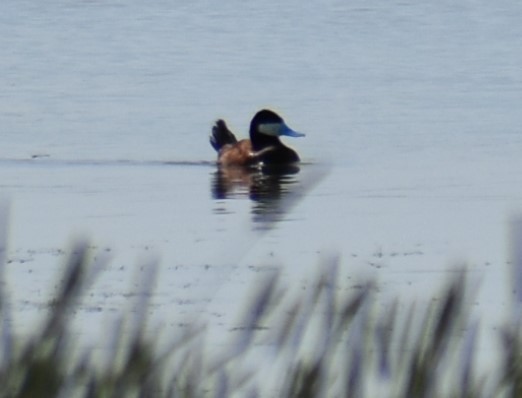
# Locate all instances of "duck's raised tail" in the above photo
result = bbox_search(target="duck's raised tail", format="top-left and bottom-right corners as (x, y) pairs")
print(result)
(210, 120), (238, 152)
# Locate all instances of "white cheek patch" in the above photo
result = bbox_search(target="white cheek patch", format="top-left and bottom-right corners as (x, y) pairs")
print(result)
(257, 123), (282, 136)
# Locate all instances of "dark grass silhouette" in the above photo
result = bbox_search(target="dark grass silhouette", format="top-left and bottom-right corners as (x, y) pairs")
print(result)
(1, 239), (522, 397)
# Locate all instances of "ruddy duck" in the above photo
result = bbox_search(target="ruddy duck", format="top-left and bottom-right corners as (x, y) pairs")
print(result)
(209, 109), (304, 167)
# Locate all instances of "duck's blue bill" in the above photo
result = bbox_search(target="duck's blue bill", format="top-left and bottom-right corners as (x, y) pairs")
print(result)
(281, 123), (305, 137)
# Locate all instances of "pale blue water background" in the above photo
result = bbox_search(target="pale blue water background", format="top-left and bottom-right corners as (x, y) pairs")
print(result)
(2, 0), (522, 384)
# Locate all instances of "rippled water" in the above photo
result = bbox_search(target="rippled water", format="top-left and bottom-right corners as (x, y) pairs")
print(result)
(2, 0), (522, 370)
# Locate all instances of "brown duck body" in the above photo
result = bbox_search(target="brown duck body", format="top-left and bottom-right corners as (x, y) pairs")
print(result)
(216, 139), (256, 166)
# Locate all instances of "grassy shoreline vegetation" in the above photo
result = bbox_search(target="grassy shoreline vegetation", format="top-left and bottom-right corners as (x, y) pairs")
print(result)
(0, 236), (522, 397)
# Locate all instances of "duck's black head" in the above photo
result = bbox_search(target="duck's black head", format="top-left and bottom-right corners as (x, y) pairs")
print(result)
(249, 110), (305, 160)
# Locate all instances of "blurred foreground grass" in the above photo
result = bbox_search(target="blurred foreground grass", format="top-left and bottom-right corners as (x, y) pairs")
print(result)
(1, 242), (522, 397)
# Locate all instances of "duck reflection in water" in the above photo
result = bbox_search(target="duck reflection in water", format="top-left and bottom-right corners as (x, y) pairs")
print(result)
(211, 165), (301, 225)
(209, 109), (305, 225)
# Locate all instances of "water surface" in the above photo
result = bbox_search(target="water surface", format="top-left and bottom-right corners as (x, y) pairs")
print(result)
(1, 0), (522, 372)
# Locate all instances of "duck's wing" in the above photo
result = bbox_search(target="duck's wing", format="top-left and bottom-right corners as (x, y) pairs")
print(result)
(210, 119), (238, 152)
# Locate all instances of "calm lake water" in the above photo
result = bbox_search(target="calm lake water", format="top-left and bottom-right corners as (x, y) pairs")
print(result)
(2, 0), (522, 375)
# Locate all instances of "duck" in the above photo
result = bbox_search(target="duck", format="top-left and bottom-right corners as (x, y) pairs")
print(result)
(209, 109), (305, 167)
